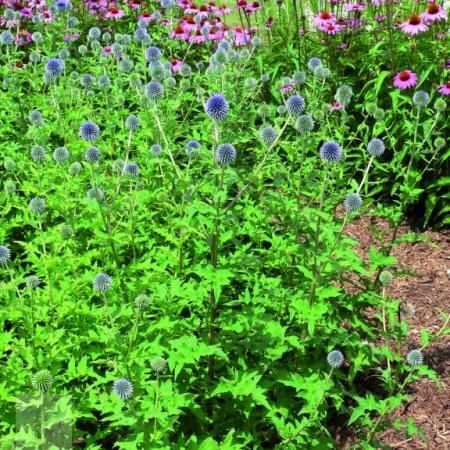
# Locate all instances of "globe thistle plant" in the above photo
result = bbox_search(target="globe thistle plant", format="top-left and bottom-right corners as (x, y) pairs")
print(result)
(88, 27), (101, 40)
(145, 46), (161, 62)
(150, 356), (167, 374)
(150, 144), (163, 157)
(295, 115), (314, 134)
(29, 197), (46, 215)
(335, 85), (353, 106)
(135, 294), (149, 309)
(124, 162), (139, 178)
(84, 146), (101, 163)
(0, 246), (11, 265)
(26, 275), (41, 290)
(53, 147), (70, 163)
(112, 378), (133, 400)
(367, 138), (385, 157)
(406, 349), (423, 366)
(98, 75), (111, 89)
(87, 187), (105, 201)
(125, 115), (141, 131)
(327, 350), (344, 369)
(29, 110), (45, 127)
(32, 370), (53, 392)
(186, 140), (200, 157)
(45, 58), (64, 78)
(412, 90), (430, 108)
(286, 95), (306, 116)
(4, 180), (16, 195)
(205, 93), (229, 121)
(93, 273), (112, 292)
(30, 145), (46, 162)
(215, 143), (236, 165)
(320, 141), (343, 163)
(259, 126), (277, 146)
(379, 270), (393, 287)
(145, 81), (164, 101)
(399, 302), (415, 320)
(79, 121), (100, 141)
(308, 57), (322, 71)
(59, 223), (74, 240)
(68, 162), (82, 176)
(343, 193), (363, 213)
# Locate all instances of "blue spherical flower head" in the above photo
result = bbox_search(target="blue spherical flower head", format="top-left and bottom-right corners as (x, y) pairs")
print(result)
(87, 187), (105, 201)
(29, 197), (46, 215)
(412, 90), (430, 108)
(145, 46), (162, 62)
(308, 57), (322, 71)
(125, 115), (140, 131)
(53, 147), (70, 163)
(0, 245), (11, 265)
(295, 115), (314, 134)
(88, 27), (101, 40)
(80, 121), (100, 141)
(93, 273), (112, 292)
(1, 31), (15, 46)
(45, 58), (64, 78)
(32, 369), (53, 392)
(29, 110), (45, 127)
(186, 140), (200, 157)
(205, 93), (229, 121)
(151, 144), (163, 157)
(55, 0), (70, 12)
(406, 349), (423, 366)
(320, 141), (343, 163)
(134, 27), (148, 43)
(113, 378), (133, 400)
(31, 145), (46, 162)
(367, 138), (385, 157)
(98, 75), (111, 89)
(84, 146), (101, 163)
(343, 193), (362, 213)
(26, 275), (41, 290)
(124, 162), (139, 177)
(216, 143), (236, 165)
(259, 126), (277, 146)
(286, 95), (306, 116)
(327, 350), (344, 369)
(145, 82), (164, 101)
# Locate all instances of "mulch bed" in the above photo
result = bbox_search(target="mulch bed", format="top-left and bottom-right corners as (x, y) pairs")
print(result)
(342, 215), (449, 449)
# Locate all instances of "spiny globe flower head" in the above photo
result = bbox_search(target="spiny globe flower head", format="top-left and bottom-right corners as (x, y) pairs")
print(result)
(90, 39), (101, 51)
(367, 138), (385, 157)
(150, 356), (167, 374)
(58, 48), (70, 60)
(0, 246), (11, 265)
(259, 126), (277, 146)
(412, 90), (430, 108)
(293, 70), (306, 84)
(29, 110), (45, 127)
(4, 179), (16, 195)
(327, 350), (344, 368)
(343, 193), (362, 213)
(261, 73), (270, 83)
(257, 103), (272, 121)
(3, 8), (15, 20)
(113, 378), (133, 400)
(205, 93), (229, 121)
(124, 162), (139, 178)
(179, 64), (192, 78)
(30, 145), (46, 162)
(87, 187), (105, 201)
(406, 349), (423, 366)
(29, 197), (46, 215)
(88, 27), (101, 40)
(434, 98), (446, 113)
(32, 370), (53, 392)
(215, 143), (236, 165)
(67, 16), (79, 28)
(59, 223), (74, 240)
(80, 73), (95, 89)
(320, 141), (343, 163)
(399, 302), (415, 320)
(26, 275), (41, 290)
(0, 31), (14, 46)
(98, 74), (111, 89)
(286, 95), (306, 116)
(365, 103), (378, 116)
(118, 59), (134, 73)
(30, 52), (41, 64)
(102, 32), (112, 43)
(135, 294), (149, 309)
(164, 77), (177, 89)
(295, 115), (314, 134)
(213, 48), (228, 66)
(84, 146), (101, 163)
(379, 270), (393, 287)
(161, 0), (175, 8)
(186, 140), (200, 157)
(308, 57), (322, 71)
(79, 121), (100, 141)
(93, 273), (112, 292)
(45, 58), (64, 78)
(145, 46), (161, 62)
(125, 115), (140, 131)
(134, 27), (148, 42)
(151, 144), (163, 157)
(314, 66), (330, 80)
(68, 161), (82, 176)
(53, 147), (69, 163)
(145, 81), (164, 101)
(335, 84), (353, 106)
(4, 159), (16, 172)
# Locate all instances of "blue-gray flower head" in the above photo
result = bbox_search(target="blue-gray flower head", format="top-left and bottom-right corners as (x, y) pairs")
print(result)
(151, 144), (163, 157)
(145, 81), (164, 101)
(88, 27), (101, 40)
(335, 84), (353, 106)
(320, 141), (342, 163)
(98, 75), (111, 89)
(79, 121), (100, 141)
(113, 378), (133, 400)
(1, 31), (15, 46)
(135, 294), (149, 309)
(4, 159), (16, 171)
(367, 138), (385, 157)
(406, 349), (423, 366)
(286, 95), (306, 116)
(145, 46), (161, 62)
(84, 146), (101, 163)
(29, 110), (45, 127)
(80, 73), (95, 89)
(125, 115), (140, 131)
(26, 275), (41, 290)
(32, 370), (53, 392)
(29, 197), (46, 215)
(124, 162), (139, 177)
(134, 27), (148, 42)
(186, 140), (200, 157)
(53, 147), (70, 163)
(0, 246), (11, 265)
(343, 193), (362, 213)
(308, 57), (322, 71)
(215, 143), (236, 165)
(31, 145), (46, 162)
(69, 161), (82, 176)
(259, 126), (277, 146)
(295, 115), (314, 134)
(150, 356), (167, 373)
(293, 70), (306, 84)
(45, 58), (64, 78)
(205, 93), (229, 121)
(413, 90), (430, 108)
(93, 273), (112, 292)
(87, 187), (105, 201)
(327, 350), (344, 368)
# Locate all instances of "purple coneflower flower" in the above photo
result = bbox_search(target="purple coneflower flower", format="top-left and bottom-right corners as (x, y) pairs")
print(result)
(437, 82), (450, 96)
(398, 14), (428, 35)
(314, 11), (336, 27)
(393, 70), (417, 90)
(328, 101), (344, 111)
(320, 23), (345, 34)
(106, 7), (125, 19)
(421, 3), (447, 23)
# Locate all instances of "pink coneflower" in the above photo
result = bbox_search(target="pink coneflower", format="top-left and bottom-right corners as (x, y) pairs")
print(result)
(190, 28), (207, 43)
(178, 0), (192, 7)
(236, 0), (248, 9)
(344, 3), (365, 11)
(329, 101), (344, 110)
(138, 11), (154, 22)
(101, 45), (113, 55)
(421, 2), (447, 23)
(437, 82), (450, 96)
(129, 0), (143, 10)
(279, 81), (296, 94)
(245, 1), (261, 13)
(232, 26), (250, 45)
(371, 0), (387, 4)
(106, 7), (125, 19)
(172, 59), (183, 72)
(393, 70), (418, 90)
(64, 31), (80, 42)
(171, 25), (190, 40)
(181, 16), (198, 31)
(375, 15), (386, 22)
(398, 14), (428, 35)
(20, 7), (33, 18)
(314, 11), (336, 27)
(320, 23), (344, 34)
(215, 4), (232, 15)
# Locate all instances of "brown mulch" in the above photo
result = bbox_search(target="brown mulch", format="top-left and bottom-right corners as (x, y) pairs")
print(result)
(342, 215), (450, 450)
